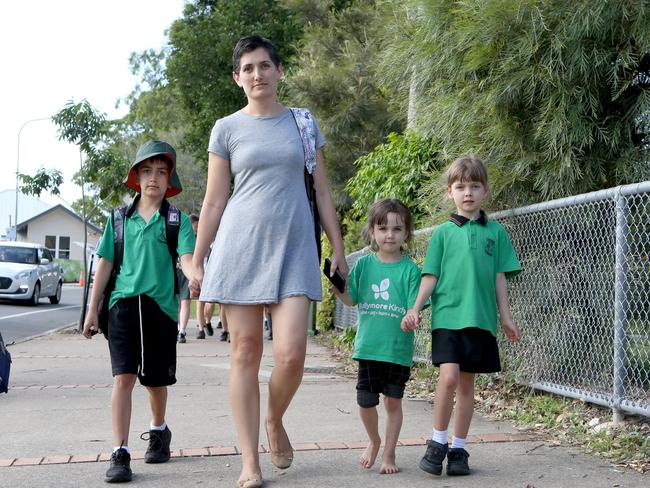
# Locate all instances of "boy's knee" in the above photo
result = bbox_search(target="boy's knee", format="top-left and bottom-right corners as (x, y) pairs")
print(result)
(113, 374), (137, 390)
(357, 390), (380, 408)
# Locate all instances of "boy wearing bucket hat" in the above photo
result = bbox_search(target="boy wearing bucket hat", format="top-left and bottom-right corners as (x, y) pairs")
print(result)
(83, 140), (196, 483)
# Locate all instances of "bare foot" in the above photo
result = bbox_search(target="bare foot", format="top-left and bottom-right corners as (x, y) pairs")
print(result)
(358, 439), (380, 469)
(237, 469), (263, 488)
(379, 454), (400, 474)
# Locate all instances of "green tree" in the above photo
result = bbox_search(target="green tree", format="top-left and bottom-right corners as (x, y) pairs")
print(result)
(17, 168), (63, 198)
(381, 0), (650, 211)
(286, 0), (406, 205)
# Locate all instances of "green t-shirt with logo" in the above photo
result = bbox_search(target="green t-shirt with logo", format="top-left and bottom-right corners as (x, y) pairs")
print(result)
(97, 205), (196, 322)
(348, 254), (421, 367)
(422, 215), (521, 336)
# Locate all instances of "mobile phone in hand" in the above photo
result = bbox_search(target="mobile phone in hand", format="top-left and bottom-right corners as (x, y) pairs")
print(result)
(323, 258), (346, 293)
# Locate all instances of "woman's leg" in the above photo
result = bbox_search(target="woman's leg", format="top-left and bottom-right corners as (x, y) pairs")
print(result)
(380, 396), (403, 474)
(224, 304), (264, 482)
(266, 297), (310, 458)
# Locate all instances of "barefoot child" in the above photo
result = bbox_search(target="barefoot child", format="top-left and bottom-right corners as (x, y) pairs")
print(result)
(333, 198), (421, 474)
(402, 155), (522, 477)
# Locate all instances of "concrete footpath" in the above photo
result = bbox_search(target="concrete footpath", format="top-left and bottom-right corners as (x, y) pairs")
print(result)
(1, 324), (646, 488)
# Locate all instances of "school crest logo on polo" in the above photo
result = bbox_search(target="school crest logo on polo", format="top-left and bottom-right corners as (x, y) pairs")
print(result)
(485, 238), (495, 256)
(372, 278), (390, 300)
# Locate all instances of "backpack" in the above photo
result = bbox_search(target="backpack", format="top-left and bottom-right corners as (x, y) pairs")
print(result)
(289, 107), (321, 261)
(96, 198), (181, 338)
(0, 331), (11, 394)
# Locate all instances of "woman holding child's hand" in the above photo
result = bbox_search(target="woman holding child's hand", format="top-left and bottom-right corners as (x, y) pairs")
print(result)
(191, 36), (345, 488)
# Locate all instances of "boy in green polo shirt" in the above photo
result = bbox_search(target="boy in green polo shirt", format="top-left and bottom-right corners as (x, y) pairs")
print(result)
(83, 141), (196, 483)
(402, 155), (522, 477)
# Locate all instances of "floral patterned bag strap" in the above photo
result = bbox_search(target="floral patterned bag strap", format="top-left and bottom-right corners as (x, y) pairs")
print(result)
(289, 107), (322, 261)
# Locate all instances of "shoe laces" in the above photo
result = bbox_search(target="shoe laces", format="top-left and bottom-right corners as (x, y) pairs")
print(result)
(111, 444), (129, 464)
(140, 429), (165, 452)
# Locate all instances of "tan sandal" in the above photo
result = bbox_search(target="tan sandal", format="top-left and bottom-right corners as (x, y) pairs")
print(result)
(265, 421), (294, 469)
(236, 477), (263, 488)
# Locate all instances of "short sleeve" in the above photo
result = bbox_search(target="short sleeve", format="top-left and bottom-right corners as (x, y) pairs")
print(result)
(347, 260), (361, 305)
(312, 116), (327, 150)
(496, 225), (522, 279)
(96, 213), (114, 263)
(177, 213), (196, 257)
(207, 118), (230, 160)
(421, 227), (443, 277)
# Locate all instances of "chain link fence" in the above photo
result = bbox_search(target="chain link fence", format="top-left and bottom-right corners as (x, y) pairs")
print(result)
(333, 182), (650, 418)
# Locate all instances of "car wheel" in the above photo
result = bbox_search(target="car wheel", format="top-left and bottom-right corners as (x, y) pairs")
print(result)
(29, 282), (40, 306)
(49, 281), (62, 304)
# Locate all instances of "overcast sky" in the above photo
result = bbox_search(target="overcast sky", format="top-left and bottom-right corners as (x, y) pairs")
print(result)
(0, 0), (186, 209)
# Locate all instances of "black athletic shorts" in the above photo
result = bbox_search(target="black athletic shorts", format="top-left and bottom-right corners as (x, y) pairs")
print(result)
(430, 327), (501, 373)
(356, 359), (411, 403)
(108, 294), (178, 387)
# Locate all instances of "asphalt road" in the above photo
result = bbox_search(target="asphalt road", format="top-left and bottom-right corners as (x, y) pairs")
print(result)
(0, 285), (84, 344)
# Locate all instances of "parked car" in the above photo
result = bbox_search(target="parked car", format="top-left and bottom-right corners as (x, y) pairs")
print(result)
(0, 241), (64, 306)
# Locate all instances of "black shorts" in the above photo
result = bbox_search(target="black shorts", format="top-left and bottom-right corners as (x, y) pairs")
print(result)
(431, 327), (501, 373)
(108, 294), (178, 387)
(356, 359), (411, 407)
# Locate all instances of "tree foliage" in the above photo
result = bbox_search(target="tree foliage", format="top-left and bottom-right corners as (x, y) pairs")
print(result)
(381, 0), (650, 211)
(286, 0), (406, 205)
(17, 168), (63, 198)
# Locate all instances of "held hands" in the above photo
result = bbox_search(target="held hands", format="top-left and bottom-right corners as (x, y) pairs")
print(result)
(189, 264), (203, 299)
(401, 308), (421, 333)
(501, 320), (521, 342)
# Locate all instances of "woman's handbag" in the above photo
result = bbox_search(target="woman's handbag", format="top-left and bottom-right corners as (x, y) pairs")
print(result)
(289, 107), (322, 262)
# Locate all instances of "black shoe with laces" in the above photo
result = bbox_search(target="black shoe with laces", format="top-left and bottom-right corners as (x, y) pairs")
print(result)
(216, 320), (222, 329)
(177, 332), (186, 344)
(141, 426), (172, 464)
(105, 447), (132, 483)
(220, 330), (229, 342)
(197, 330), (206, 340)
(419, 440), (448, 475)
(446, 447), (470, 475)
(205, 322), (214, 336)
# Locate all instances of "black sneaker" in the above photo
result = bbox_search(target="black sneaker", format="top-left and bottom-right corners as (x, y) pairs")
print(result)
(197, 330), (206, 340)
(220, 330), (229, 342)
(177, 332), (186, 344)
(141, 426), (172, 464)
(446, 448), (470, 475)
(419, 440), (448, 475)
(105, 447), (132, 483)
(216, 320), (223, 329)
(205, 322), (214, 336)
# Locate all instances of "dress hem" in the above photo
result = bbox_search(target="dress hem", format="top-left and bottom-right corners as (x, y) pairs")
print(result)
(199, 291), (322, 305)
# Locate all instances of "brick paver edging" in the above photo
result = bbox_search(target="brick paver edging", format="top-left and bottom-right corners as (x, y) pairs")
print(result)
(0, 433), (542, 467)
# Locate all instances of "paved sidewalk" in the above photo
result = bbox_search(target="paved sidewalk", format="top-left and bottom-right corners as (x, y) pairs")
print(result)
(0, 323), (646, 487)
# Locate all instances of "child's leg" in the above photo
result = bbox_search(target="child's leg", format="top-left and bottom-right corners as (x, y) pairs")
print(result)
(452, 372), (475, 440)
(379, 396), (402, 474)
(111, 373), (137, 448)
(196, 300), (205, 331)
(433, 363), (460, 434)
(358, 402), (381, 469)
(178, 299), (190, 333)
(145, 386), (168, 427)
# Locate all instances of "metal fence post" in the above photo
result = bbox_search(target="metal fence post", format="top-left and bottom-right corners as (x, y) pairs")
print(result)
(613, 193), (629, 424)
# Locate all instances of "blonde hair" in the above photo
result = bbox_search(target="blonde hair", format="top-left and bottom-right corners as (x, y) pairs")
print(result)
(445, 155), (488, 187)
(362, 198), (413, 252)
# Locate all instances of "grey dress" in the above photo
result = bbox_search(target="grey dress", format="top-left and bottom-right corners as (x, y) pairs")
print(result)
(200, 109), (326, 304)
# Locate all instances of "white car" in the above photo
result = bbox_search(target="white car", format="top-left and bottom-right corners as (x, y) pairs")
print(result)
(0, 241), (64, 306)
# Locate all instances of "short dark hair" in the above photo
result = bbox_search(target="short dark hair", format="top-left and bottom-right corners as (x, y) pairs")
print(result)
(189, 213), (199, 223)
(362, 198), (413, 251)
(232, 35), (282, 73)
(445, 155), (489, 188)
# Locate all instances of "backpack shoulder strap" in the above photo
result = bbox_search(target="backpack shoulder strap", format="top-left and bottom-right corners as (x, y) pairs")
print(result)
(289, 107), (317, 175)
(160, 199), (181, 294)
(112, 206), (127, 275)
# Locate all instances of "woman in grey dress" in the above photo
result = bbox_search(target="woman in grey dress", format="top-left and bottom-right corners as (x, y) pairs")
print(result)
(192, 36), (347, 488)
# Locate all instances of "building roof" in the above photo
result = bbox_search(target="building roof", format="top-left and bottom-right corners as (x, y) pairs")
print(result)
(16, 204), (103, 234)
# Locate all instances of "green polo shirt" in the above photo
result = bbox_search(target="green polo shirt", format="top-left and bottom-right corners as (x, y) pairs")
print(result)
(422, 212), (521, 336)
(97, 204), (195, 322)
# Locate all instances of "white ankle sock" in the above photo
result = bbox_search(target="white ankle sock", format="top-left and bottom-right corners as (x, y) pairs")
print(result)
(451, 436), (466, 449)
(150, 421), (167, 431)
(432, 429), (448, 445)
(113, 446), (129, 453)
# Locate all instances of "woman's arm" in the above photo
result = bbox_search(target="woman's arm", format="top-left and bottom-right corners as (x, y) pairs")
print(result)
(192, 152), (231, 287)
(313, 149), (348, 276)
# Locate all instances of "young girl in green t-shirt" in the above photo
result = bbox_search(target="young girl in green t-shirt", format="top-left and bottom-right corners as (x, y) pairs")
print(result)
(332, 198), (421, 475)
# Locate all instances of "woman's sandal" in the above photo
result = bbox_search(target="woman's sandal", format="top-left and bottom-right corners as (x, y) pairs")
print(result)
(265, 421), (294, 469)
(236, 477), (263, 488)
